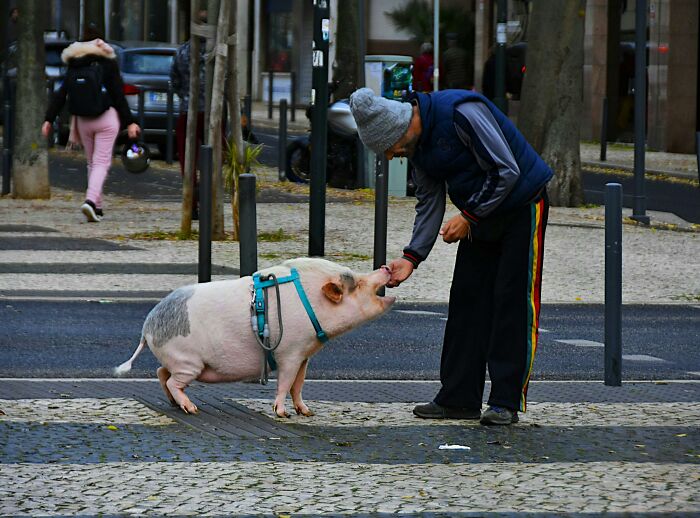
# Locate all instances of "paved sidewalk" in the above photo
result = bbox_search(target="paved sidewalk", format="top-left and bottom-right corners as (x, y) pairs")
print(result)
(1, 150), (699, 515)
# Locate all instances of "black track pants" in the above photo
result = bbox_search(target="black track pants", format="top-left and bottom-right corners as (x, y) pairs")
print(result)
(434, 191), (549, 412)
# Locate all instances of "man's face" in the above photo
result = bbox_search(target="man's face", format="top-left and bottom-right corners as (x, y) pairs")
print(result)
(384, 105), (421, 160)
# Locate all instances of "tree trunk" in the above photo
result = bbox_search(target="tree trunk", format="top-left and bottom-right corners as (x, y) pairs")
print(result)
(518, 0), (586, 207)
(179, 0), (201, 238)
(227, 2), (244, 241)
(332, 0), (360, 100)
(208, 0), (229, 240)
(13, 0), (49, 199)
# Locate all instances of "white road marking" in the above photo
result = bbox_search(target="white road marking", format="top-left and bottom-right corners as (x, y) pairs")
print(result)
(394, 309), (445, 316)
(622, 354), (669, 363)
(556, 339), (604, 347)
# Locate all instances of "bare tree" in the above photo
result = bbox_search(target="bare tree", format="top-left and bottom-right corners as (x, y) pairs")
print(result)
(332, 0), (360, 100)
(208, 0), (230, 240)
(518, 0), (586, 207)
(12, 0), (49, 199)
(179, 0), (203, 238)
(226, 1), (244, 241)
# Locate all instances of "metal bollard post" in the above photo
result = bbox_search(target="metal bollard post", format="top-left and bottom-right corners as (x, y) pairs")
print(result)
(166, 83), (174, 164)
(268, 71), (273, 119)
(244, 94), (252, 136)
(290, 71), (296, 122)
(198, 146), (213, 283)
(604, 182), (623, 386)
(239, 173), (258, 277)
(137, 89), (145, 136)
(695, 132), (700, 185)
(600, 97), (608, 162)
(373, 156), (389, 297)
(278, 99), (288, 181)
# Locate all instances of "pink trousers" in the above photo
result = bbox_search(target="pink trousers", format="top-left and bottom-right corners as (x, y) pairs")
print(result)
(75, 107), (120, 208)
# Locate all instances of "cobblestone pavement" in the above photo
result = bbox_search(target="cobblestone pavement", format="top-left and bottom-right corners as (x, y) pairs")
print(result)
(1, 381), (699, 516)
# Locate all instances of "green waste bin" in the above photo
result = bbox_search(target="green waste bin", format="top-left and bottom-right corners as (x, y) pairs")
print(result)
(363, 55), (413, 196)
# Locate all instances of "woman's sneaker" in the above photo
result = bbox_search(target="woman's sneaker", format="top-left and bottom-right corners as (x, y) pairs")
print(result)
(81, 200), (102, 222)
(480, 405), (519, 425)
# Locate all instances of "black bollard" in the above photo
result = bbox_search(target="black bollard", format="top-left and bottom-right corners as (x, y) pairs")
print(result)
(137, 89), (146, 135)
(268, 71), (273, 119)
(600, 97), (608, 162)
(198, 146), (213, 283)
(695, 132), (700, 185)
(604, 183), (623, 386)
(278, 99), (288, 181)
(290, 71), (296, 122)
(373, 156), (389, 297)
(165, 82), (174, 164)
(239, 173), (258, 277)
(244, 94), (252, 136)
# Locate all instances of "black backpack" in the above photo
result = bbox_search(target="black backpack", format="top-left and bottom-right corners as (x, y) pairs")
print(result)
(65, 61), (111, 117)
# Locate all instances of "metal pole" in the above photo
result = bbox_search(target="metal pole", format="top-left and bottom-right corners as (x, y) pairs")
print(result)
(268, 71), (273, 119)
(600, 97), (608, 162)
(373, 156), (389, 297)
(244, 94), (252, 136)
(494, 0), (508, 114)
(166, 83), (174, 164)
(278, 99), (288, 181)
(198, 146), (213, 283)
(631, 0), (649, 224)
(290, 71), (296, 122)
(138, 89), (146, 135)
(695, 132), (700, 185)
(239, 173), (258, 277)
(309, 0), (330, 257)
(433, 0), (440, 91)
(604, 183), (623, 386)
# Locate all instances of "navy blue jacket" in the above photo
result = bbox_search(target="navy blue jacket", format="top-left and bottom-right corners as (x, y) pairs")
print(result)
(403, 89), (552, 265)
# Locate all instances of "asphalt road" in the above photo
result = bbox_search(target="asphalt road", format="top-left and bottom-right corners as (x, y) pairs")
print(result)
(1, 300), (698, 380)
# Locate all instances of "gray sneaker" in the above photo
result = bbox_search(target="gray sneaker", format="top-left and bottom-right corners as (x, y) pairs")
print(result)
(81, 201), (102, 222)
(413, 401), (481, 420)
(480, 405), (519, 425)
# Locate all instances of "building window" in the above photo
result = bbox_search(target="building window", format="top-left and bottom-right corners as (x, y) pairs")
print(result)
(266, 0), (293, 72)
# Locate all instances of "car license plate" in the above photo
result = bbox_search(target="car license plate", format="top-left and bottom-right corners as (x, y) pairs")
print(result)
(150, 91), (167, 103)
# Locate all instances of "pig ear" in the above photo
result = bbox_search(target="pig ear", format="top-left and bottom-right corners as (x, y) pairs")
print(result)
(321, 281), (343, 304)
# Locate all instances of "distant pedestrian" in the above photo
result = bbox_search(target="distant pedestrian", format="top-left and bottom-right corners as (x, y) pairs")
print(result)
(42, 36), (141, 222)
(6, 7), (19, 48)
(412, 42), (434, 92)
(170, 9), (207, 220)
(441, 33), (470, 90)
(349, 86), (552, 426)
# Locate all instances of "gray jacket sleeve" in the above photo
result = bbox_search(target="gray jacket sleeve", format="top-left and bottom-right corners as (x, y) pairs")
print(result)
(453, 101), (520, 221)
(402, 164), (446, 266)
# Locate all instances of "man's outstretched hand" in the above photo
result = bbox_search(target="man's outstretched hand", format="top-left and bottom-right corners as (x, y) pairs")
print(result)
(386, 258), (415, 288)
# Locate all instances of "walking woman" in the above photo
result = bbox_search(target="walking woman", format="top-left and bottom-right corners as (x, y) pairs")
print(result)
(42, 37), (140, 222)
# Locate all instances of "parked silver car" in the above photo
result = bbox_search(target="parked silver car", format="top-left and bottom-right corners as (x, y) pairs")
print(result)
(116, 42), (180, 154)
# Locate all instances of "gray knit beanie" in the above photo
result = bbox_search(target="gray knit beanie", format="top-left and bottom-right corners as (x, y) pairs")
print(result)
(348, 88), (413, 154)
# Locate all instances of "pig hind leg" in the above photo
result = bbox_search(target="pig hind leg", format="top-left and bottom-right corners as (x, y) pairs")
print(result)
(156, 367), (177, 407)
(290, 359), (314, 416)
(165, 371), (200, 414)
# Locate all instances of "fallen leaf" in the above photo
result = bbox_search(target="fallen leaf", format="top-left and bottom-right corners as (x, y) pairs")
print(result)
(106, 425), (119, 431)
(676, 433), (687, 438)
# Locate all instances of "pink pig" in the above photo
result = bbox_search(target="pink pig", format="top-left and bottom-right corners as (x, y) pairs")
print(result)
(115, 258), (395, 417)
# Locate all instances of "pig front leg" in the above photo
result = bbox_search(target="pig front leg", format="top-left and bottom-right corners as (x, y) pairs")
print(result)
(290, 359), (315, 416)
(273, 360), (306, 418)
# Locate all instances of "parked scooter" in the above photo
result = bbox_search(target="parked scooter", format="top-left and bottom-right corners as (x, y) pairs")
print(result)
(285, 92), (360, 189)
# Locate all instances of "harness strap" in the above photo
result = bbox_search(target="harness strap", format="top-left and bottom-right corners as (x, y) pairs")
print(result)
(251, 268), (329, 375)
(254, 268), (328, 344)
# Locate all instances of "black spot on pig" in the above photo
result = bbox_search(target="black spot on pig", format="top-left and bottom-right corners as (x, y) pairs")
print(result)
(142, 285), (194, 348)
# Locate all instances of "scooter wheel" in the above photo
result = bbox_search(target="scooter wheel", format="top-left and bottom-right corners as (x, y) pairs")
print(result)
(285, 140), (311, 183)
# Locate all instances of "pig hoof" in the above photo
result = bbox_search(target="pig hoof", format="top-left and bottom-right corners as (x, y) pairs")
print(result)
(181, 403), (198, 415)
(295, 406), (315, 417)
(273, 404), (290, 418)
